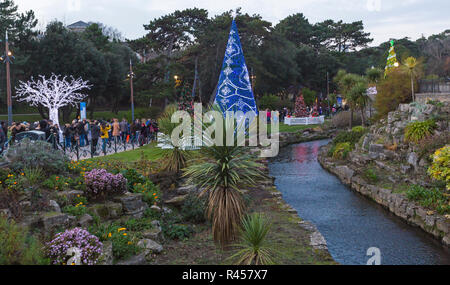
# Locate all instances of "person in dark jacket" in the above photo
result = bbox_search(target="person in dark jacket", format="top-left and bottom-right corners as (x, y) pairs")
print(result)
(0, 123), (6, 154)
(90, 120), (100, 155)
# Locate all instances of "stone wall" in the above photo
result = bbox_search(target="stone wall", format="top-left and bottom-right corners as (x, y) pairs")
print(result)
(416, 93), (450, 104)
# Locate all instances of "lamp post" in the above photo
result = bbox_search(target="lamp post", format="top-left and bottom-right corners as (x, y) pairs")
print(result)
(127, 59), (135, 122)
(1, 31), (14, 126)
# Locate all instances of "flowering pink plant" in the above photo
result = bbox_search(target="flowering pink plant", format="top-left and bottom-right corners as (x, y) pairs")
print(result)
(84, 169), (127, 200)
(46, 228), (103, 265)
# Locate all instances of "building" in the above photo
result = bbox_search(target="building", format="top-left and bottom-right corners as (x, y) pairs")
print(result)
(67, 21), (90, 33)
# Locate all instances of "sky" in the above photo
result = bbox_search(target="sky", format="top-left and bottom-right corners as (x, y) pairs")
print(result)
(15, 0), (450, 46)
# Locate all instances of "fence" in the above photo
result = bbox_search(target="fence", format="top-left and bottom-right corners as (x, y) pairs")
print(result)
(418, 79), (450, 94)
(284, 116), (325, 126)
(0, 132), (155, 161)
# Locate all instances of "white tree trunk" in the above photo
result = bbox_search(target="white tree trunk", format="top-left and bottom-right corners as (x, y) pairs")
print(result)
(49, 107), (60, 128)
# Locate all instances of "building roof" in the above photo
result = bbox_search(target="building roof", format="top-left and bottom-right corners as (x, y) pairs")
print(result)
(67, 21), (90, 29)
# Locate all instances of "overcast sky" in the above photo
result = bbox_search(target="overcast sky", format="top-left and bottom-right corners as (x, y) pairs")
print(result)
(15, 0), (450, 46)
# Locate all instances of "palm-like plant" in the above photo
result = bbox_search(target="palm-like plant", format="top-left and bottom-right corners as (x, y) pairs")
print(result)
(229, 213), (274, 265)
(158, 105), (188, 173)
(348, 80), (369, 126)
(183, 111), (266, 247)
(403, 56), (419, 102)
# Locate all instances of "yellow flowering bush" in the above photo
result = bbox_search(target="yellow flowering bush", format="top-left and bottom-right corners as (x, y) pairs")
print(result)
(428, 145), (450, 190)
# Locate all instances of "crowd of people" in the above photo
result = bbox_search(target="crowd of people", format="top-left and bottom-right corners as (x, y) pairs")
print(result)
(0, 117), (159, 156)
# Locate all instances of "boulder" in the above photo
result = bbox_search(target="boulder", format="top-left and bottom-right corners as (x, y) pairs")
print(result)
(164, 195), (188, 207)
(116, 193), (147, 219)
(42, 212), (71, 231)
(88, 202), (123, 221)
(49, 200), (61, 213)
(0, 209), (11, 219)
(150, 205), (162, 212)
(142, 227), (163, 242)
(137, 239), (163, 255)
(78, 214), (94, 228)
(335, 166), (354, 184)
(116, 253), (147, 265)
(176, 185), (197, 195)
(369, 144), (385, 154)
(407, 152), (419, 170)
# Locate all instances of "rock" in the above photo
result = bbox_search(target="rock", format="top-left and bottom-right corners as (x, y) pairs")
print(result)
(407, 152), (419, 170)
(42, 212), (71, 231)
(150, 205), (162, 212)
(78, 214), (94, 228)
(137, 239), (163, 255)
(0, 209), (11, 219)
(335, 165), (354, 184)
(98, 241), (113, 265)
(142, 228), (163, 242)
(116, 253), (147, 265)
(164, 195), (188, 207)
(399, 104), (410, 112)
(436, 218), (450, 234)
(116, 193), (148, 219)
(176, 185), (197, 195)
(400, 164), (412, 174)
(151, 220), (161, 230)
(49, 200), (61, 213)
(419, 158), (428, 168)
(88, 202), (123, 221)
(162, 207), (172, 214)
(19, 201), (32, 212)
(369, 144), (385, 154)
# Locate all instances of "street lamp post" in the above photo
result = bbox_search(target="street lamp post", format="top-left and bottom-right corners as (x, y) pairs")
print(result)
(1, 31), (14, 126)
(127, 59), (135, 122)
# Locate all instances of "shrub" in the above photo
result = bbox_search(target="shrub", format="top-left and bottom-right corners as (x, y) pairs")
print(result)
(121, 168), (147, 191)
(62, 202), (87, 217)
(163, 224), (193, 240)
(332, 111), (362, 129)
(0, 215), (49, 265)
(351, 126), (365, 133)
(22, 167), (45, 186)
(332, 143), (352, 160)
(90, 223), (138, 260)
(363, 168), (379, 183)
(42, 175), (70, 191)
(332, 128), (366, 147)
(84, 169), (127, 200)
(406, 185), (449, 215)
(132, 181), (161, 206)
(428, 145), (450, 191)
(404, 120), (437, 144)
(6, 139), (68, 174)
(181, 194), (206, 223)
(418, 132), (449, 160)
(374, 68), (414, 119)
(46, 228), (102, 265)
(258, 94), (281, 110)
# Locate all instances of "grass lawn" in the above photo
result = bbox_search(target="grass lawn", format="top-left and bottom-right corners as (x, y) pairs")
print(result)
(277, 123), (319, 133)
(88, 143), (167, 162)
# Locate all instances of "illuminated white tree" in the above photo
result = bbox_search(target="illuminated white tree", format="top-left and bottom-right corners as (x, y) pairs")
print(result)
(15, 74), (91, 127)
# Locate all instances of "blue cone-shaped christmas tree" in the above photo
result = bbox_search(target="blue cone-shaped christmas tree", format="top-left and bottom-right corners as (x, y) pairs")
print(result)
(214, 19), (258, 117)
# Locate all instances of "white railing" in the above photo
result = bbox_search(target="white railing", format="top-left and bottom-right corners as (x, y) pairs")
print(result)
(284, 116), (325, 126)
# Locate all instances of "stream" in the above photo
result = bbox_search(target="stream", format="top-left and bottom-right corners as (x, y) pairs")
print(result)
(268, 139), (450, 265)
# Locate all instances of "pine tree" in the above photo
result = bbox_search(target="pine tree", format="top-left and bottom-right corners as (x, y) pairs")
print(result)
(295, 94), (309, 117)
(384, 40), (399, 77)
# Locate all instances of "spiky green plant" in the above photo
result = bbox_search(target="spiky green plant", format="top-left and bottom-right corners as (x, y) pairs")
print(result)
(183, 106), (266, 247)
(229, 213), (274, 265)
(158, 104), (188, 173)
